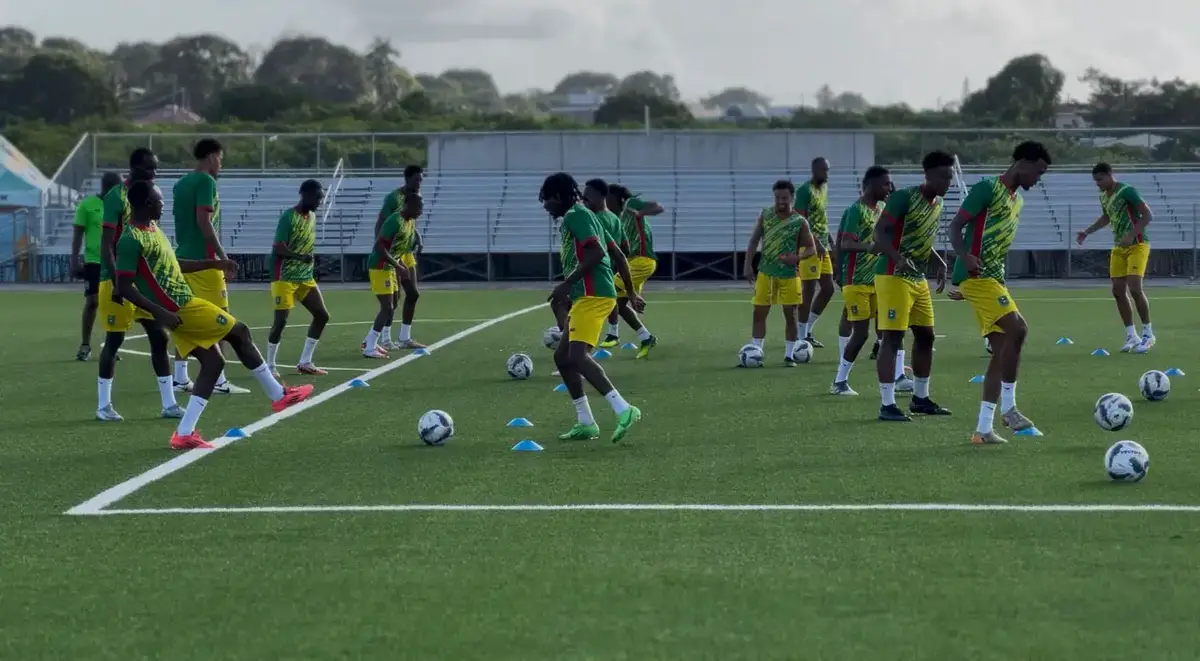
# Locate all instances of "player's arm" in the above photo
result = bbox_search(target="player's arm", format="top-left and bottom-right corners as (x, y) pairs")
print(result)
(100, 191), (121, 288)
(949, 181), (991, 268)
(627, 196), (663, 217)
(838, 208), (872, 252)
(178, 258), (235, 274)
(70, 203), (88, 274)
(194, 175), (226, 260)
(1077, 213), (1110, 244)
(796, 220), (817, 261)
(374, 220), (407, 273)
(873, 196), (909, 268)
(375, 192), (399, 236)
(413, 229), (423, 253)
(272, 213), (310, 262)
(1124, 187), (1153, 237)
(114, 235), (177, 327)
(743, 213), (764, 281)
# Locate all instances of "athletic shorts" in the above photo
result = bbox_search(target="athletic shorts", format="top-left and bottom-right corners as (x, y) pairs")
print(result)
(842, 284), (877, 322)
(567, 296), (617, 348)
(183, 268), (229, 310)
(1110, 243), (1150, 278)
(82, 263), (101, 296)
(799, 252), (834, 281)
(615, 256), (657, 296)
(98, 279), (153, 333)
(271, 280), (317, 311)
(368, 268), (397, 296)
(959, 277), (1019, 337)
(875, 275), (934, 331)
(752, 272), (802, 307)
(171, 298), (237, 358)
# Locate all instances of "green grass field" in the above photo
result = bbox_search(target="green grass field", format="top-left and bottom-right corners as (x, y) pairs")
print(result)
(4, 283), (1200, 660)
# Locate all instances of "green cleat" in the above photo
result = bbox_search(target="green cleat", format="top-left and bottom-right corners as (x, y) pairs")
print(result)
(611, 405), (642, 443)
(558, 423), (600, 441)
(635, 334), (658, 359)
(596, 335), (620, 349)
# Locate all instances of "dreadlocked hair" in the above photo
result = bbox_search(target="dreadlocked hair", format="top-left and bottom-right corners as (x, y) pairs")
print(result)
(539, 172), (582, 204)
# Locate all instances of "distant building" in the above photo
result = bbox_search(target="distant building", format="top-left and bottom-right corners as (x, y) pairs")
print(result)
(548, 92), (606, 124)
(133, 104), (204, 126)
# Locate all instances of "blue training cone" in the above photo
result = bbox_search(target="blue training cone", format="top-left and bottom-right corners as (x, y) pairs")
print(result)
(224, 427), (248, 438)
(413, 348), (430, 356)
(512, 440), (544, 452)
(1014, 427), (1044, 437)
(969, 375), (985, 384)
(592, 349), (612, 360)
(349, 378), (370, 388)
(1166, 368), (1186, 377)
(1056, 337), (1074, 345)
(553, 383), (568, 392)
(621, 342), (638, 350)
(507, 417), (534, 428)
(1092, 348), (1110, 357)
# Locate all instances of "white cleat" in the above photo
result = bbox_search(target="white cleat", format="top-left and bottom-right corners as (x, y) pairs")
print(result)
(95, 404), (124, 422)
(551, 370), (560, 376)
(830, 381), (859, 396)
(173, 379), (194, 393)
(1134, 335), (1156, 354)
(363, 347), (389, 359)
(895, 376), (915, 393)
(1119, 336), (1140, 353)
(161, 404), (186, 419)
(214, 381), (252, 395)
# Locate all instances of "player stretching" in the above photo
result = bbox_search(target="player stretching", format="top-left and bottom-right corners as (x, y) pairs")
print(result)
(541, 172), (643, 443)
(266, 180), (330, 377)
(597, 184), (662, 356)
(71, 172), (121, 361)
(364, 194), (422, 357)
(831, 166), (890, 395)
(95, 149), (183, 421)
(370, 164), (426, 352)
(873, 151), (954, 422)
(950, 142), (1050, 444)
(795, 157), (834, 348)
(1077, 163), (1155, 353)
(743, 180), (816, 366)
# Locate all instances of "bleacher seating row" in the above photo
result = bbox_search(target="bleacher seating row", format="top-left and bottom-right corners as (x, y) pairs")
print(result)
(43, 169), (1200, 254)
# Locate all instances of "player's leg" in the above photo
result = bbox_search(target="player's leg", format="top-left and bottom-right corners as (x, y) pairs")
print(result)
(796, 279), (817, 345)
(564, 297), (640, 442)
(171, 345), (224, 449)
(1108, 249), (1139, 351)
(554, 307), (596, 440)
(139, 319), (184, 418)
(781, 277), (802, 365)
(627, 258), (658, 357)
(78, 265), (100, 360)
(749, 272), (773, 348)
(874, 276), (910, 420)
(906, 280), (949, 416)
(364, 293), (394, 358)
(221, 321), (311, 405)
(1127, 244), (1154, 351)
(380, 290), (400, 350)
(296, 285), (330, 374)
(893, 328), (914, 393)
(869, 320), (881, 360)
(803, 270), (836, 347)
(598, 305), (621, 348)
(396, 272), (426, 350)
(96, 331), (125, 421)
(267, 281), (295, 378)
(961, 280), (1022, 443)
(832, 286), (872, 395)
(837, 307), (851, 361)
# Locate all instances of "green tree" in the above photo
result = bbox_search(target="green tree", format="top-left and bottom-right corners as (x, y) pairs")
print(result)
(961, 54), (1064, 125)
(702, 87), (771, 110)
(5, 52), (118, 123)
(256, 37), (369, 105)
(595, 91), (692, 127)
(553, 71), (619, 96)
(616, 71), (680, 101)
(145, 34), (252, 109)
(110, 41), (160, 89)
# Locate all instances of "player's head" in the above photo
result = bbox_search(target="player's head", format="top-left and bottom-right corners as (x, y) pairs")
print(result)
(582, 178), (609, 212)
(772, 179), (794, 212)
(862, 166), (891, 201)
(539, 172), (581, 218)
(1010, 141), (1051, 190)
(811, 157), (830, 185)
(404, 165), (424, 191)
(298, 179), (325, 213)
(921, 150), (955, 197)
(126, 180), (163, 222)
(99, 172), (122, 197)
(402, 192), (424, 219)
(1092, 162), (1115, 190)
(606, 183), (632, 212)
(193, 138), (223, 177)
(129, 147), (158, 182)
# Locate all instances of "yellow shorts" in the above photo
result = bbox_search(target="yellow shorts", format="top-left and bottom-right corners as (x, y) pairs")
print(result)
(615, 256), (657, 296)
(799, 252), (834, 281)
(1110, 243), (1150, 278)
(183, 269), (229, 310)
(400, 252), (417, 269)
(271, 280), (317, 311)
(959, 277), (1019, 337)
(752, 272), (802, 306)
(842, 284), (877, 322)
(171, 298), (237, 358)
(875, 275), (935, 331)
(567, 296), (617, 347)
(368, 268), (397, 296)
(98, 279), (152, 333)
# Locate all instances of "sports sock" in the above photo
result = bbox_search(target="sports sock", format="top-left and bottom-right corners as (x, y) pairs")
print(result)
(785, 341), (796, 360)
(879, 382), (896, 406)
(895, 350), (906, 381)
(606, 322), (620, 337)
(1124, 324), (1137, 339)
(604, 389), (631, 414)
(976, 401), (997, 434)
(798, 321), (809, 339)
(365, 330), (379, 351)
(636, 326), (652, 342)
(215, 370), (228, 387)
(174, 360), (189, 383)
(266, 342), (280, 369)
(98, 377), (113, 409)
(157, 376), (177, 408)
(399, 324), (412, 342)
(299, 337), (319, 365)
(838, 335), (850, 359)
(573, 396), (595, 426)
(835, 358), (854, 383)
(381, 325), (393, 344)
(1000, 381), (1016, 413)
(807, 312), (821, 335)
(251, 363), (286, 401)
(176, 396), (208, 436)
(751, 337), (764, 348)
(1142, 322), (1153, 336)
(914, 376), (930, 398)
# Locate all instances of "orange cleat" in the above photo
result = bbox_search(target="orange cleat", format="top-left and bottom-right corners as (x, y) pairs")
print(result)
(296, 363), (328, 376)
(170, 431), (214, 450)
(271, 384), (314, 413)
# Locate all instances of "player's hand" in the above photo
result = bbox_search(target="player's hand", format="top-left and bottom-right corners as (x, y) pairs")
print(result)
(394, 263), (411, 280)
(216, 259), (238, 278)
(110, 286), (123, 305)
(779, 252), (800, 266)
(549, 281), (572, 304)
(946, 288), (965, 301)
(69, 255), (82, 277)
(902, 257), (920, 275)
(815, 243), (827, 258)
(628, 293), (647, 313)
(961, 254), (982, 274)
(1119, 232), (1135, 247)
(934, 265), (947, 294)
(1075, 231), (1088, 246)
(298, 253), (314, 264)
(743, 263), (756, 285)
(155, 309), (182, 330)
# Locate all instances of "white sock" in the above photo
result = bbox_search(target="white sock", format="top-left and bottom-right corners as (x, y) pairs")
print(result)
(835, 358), (854, 383)
(751, 337), (764, 348)
(1142, 322), (1153, 336)
(605, 389), (631, 414)
(785, 340), (796, 359)
(1124, 324), (1137, 339)
(399, 323), (412, 342)
(976, 401), (997, 434)
(216, 370), (228, 387)
(914, 376), (930, 398)
(636, 326), (652, 342)
(251, 363), (286, 401)
(807, 312), (821, 335)
(299, 337), (318, 365)
(895, 350), (906, 381)
(365, 329), (379, 351)
(381, 325), (393, 343)
(879, 382), (896, 406)
(1000, 381), (1016, 413)
(176, 396), (208, 436)
(798, 321), (809, 339)
(573, 396), (595, 425)
(157, 376), (176, 408)
(266, 342), (280, 369)
(174, 360), (189, 383)
(606, 322), (619, 337)
(98, 377), (113, 409)
(838, 335), (850, 359)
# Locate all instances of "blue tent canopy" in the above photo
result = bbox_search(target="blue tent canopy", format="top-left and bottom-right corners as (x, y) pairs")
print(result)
(0, 134), (53, 210)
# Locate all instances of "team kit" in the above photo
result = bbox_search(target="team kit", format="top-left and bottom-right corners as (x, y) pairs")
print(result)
(74, 140), (1155, 447)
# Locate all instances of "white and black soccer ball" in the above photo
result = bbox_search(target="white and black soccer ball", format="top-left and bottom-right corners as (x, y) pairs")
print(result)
(793, 341), (813, 363)
(507, 353), (533, 380)
(1138, 370), (1170, 401)
(542, 326), (562, 350)
(1094, 393), (1134, 432)
(1105, 440), (1149, 482)
(418, 409), (455, 446)
(738, 343), (765, 368)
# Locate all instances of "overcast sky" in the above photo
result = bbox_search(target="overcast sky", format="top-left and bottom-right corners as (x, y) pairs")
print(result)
(3, 0), (1198, 107)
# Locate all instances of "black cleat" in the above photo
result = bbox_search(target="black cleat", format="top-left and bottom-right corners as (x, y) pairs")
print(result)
(804, 335), (824, 348)
(783, 357), (799, 367)
(879, 404), (911, 422)
(76, 344), (91, 361)
(868, 341), (880, 360)
(910, 397), (952, 416)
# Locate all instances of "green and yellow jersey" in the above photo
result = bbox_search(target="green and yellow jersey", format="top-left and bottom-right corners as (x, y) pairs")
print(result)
(99, 181), (131, 281)
(560, 203), (616, 300)
(271, 207), (316, 282)
(620, 196), (655, 260)
(837, 199), (884, 286)
(597, 209), (623, 251)
(1101, 183), (1149, 246)
(793, 181), (829, 246)
(757, 207), (809, 278)
(951, 177), (1022, 285)
(367, 212), (417, 271)
(172, 171), (221, 259)
(875, 185), (944, 282)
(115, 222), (193, 311)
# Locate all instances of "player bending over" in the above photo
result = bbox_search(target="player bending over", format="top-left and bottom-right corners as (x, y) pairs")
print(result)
(1077, 162), (1155, 353)
(369, 164), (426, 352)
(743, 180), (816, 366)
(950, 141), (1050, 444)
(795, 157), (834, 348)
(363, 194), (422, 357)
(541, 172), (643, 443)
(266, 179), (330, 377)
(597, 184), (662, 357)
(830, 166), (890, 395)
(115, 181), (313, 448)
(873, 151), (954, 422)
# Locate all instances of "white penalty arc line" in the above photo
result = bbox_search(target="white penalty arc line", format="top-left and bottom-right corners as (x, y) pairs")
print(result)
(66, 303), (548, 516)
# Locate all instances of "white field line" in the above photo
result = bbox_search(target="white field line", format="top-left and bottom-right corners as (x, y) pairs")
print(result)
(88, 503), (1200, 516)
(650, 295), (1200, 304)
(66, 303), (547, 516)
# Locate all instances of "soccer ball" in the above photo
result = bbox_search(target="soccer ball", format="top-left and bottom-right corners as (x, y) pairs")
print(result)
(1138, 370), (1170, 401)
(542, 326), (562, 350)
(1105, 440), (1149, 482)
(793, 341), (813, 363)
(418, 409), (455, 446)
(1093, 393), (1133, 431)
(738, 343), (765, 368)
(507, 353), (533, 380)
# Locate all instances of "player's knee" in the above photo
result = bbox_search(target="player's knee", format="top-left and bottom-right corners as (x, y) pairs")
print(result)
(1111, 281), (1127, 297)
(312, 307), (330, 325)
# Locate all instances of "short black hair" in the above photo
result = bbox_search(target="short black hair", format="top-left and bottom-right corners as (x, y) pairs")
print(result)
(299, 179), (323, 194)
(1093, 162), (1113, 176)
(773, 179), (795, 194)
(404, 165), (423, 180)
(812, 157), (828, 166)
(584, 178), (609, 196)
(99, 171), (121, 191)
(862, 165), (889, 187)
(126, 180), (155, 207)
(193, 138), (222, 160)
(921, 150), (955, 171)
(607, 184), (632, 202)
(129, 147), (155, 169)
(1012, 140), (1051, 165)
(402, 192), (423, 206)
(539, 172), (581, 204)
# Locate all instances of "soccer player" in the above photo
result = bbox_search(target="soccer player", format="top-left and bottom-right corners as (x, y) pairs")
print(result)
(71, 171), (121, 361)
(831, 166), (890, 395)
(795, 157), (834, 348)
(541, 172), (643, 443)
(363, 194), (422, 357)
(1077, 162), (1155, 353)
(742, 180), (817, 366)
(266, 179), (330, 377)
(597, 184), (662, 357)
(370, 164), (426, 352)
(172, 138), (251, 395)
(949, 141), (1050, 444)
(873, 151), (955, 422)
(115, 181), (313, 449)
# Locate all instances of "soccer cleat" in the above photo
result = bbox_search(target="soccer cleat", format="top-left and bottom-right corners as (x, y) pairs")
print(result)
(985, 339), (993, 355)
(558, 423), (600, 441)
(804, 335), (824, 348)
(170, 431), (214, 450)
(160, 404), (186, 419)
(1119, 336), (1140, 353)
(76, 344), (91, 361)
(1134, 335), (1156, 354)
(363, 341), (390, 355)
(878, 404), (911, 422)
(363, 347), (389, 359)
(611, 406), (642, 443)
(635, 335), (658, 359)
(95, 404), (124, 422)
(830, 381), (858, 396)
(894, 376), (915, 393)
(1001, 408), (1035, 432)
(910, 397), (952, 415)
(972, 431), (1008, 445)
(215, 381), (252, 395)
(395, 339), (427, 350)
(597, 335), (620, 349)
(173, 379), (194, 393)
(783, 357), (799, 367)
(297, 362), (328, 376)
(269, 367), (281, 380)
(868, 341), (880, 360)
(551, 370), (561, 376)
(271, 384), (314, 413)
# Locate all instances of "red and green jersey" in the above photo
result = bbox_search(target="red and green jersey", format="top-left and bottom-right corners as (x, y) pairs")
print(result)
(115, 222), (193, 311)
(367, 212), (417, 271)
(875, 185), (944, 282)
(794, 181), (829, 246)
(271, 207), (316, 282)
(951, 177), (1022, 285)
(757, 207), (809, 278)
(1100, 183), (1149, 246)
(837, 199), (884, 286)
(99, 181), (131, 281)
(561, 203), (616, 300)
(597, 209), (623, 251)
(620, 196), (655, 259)
(558, 220), (577, 277)
(172, 171), (221, 259)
